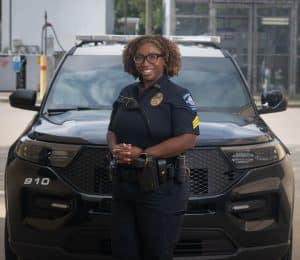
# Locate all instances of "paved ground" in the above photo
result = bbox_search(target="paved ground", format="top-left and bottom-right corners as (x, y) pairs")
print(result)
(0, 98), (36, 259)
(261, 109), (300, 260)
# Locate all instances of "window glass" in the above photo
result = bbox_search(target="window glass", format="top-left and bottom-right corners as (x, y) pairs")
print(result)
(216, 6), (249, 80)
(217, 6), (248, 16)
(175, 1), (209, 35)
(175, 1), (208, 15)
(257, 7), (289, 16)
(256, 55), (288, 92)
(45, 55), (250, 113)
(45, 56), (134, 110)
(176, 18), (209, 35)
(257, 17), (289, 54)
(217, 16), (248, 32)
(256, 7), (290, 92)
(174, 57), (250, 110)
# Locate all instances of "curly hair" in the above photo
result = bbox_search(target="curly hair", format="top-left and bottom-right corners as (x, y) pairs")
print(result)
(123, 35), (181, 78)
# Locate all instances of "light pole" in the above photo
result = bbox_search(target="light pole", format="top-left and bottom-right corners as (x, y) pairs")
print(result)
(145, 0), (152, 34)
(9, 0), (12, 51)
(123, 0), (128, 34)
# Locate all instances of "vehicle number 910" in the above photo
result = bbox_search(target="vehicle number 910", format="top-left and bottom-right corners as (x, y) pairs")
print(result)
(24, 177), (50, 186)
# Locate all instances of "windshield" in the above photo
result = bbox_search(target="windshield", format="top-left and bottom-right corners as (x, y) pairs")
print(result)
(44, 55), (250, 112)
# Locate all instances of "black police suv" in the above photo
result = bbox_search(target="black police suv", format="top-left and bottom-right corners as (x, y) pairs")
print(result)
(5, 35), (294, 260)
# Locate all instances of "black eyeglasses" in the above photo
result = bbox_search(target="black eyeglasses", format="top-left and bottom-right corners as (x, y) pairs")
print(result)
(133, 53), (164, 64)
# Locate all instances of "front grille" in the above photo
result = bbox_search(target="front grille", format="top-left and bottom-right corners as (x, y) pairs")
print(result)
(175, 229), (237, 256)
(175, 235), (237, 256)
(55, 147), (111, 194)
(55, 147), (243, 196)
(186, 148), (243, 195)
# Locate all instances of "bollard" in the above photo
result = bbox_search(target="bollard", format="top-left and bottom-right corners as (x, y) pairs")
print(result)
(39, 54), (47, 99)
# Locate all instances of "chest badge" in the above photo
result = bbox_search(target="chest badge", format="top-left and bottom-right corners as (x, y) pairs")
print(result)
(150, 92), (164, 106)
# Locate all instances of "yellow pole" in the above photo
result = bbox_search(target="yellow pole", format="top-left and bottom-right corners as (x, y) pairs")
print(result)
(39, 55), (47, 99)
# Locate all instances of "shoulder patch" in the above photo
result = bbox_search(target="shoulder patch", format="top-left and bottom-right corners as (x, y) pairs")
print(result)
(183, 93), (197, 111)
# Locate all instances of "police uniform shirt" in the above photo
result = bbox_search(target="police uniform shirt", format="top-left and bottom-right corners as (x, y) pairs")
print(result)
(108, 74), (200, 150)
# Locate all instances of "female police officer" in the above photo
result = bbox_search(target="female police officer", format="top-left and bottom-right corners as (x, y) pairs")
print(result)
(106, 35), (199, 260)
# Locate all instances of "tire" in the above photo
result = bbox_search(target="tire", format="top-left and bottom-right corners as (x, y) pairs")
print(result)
(282, 228), (293, 260)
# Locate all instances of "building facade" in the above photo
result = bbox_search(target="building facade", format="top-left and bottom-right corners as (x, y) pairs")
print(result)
(0, 0), (114, 53)
(0, 0), (114, 92)
(163, 0), (299, 97)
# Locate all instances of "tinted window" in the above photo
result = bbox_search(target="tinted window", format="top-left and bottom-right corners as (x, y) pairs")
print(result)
(45, 55), (134, 110)
(173, 57), (250, 110)
(44, 55), (250, 112)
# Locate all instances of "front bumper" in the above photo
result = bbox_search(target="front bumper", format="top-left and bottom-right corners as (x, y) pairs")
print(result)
(5, 155), (294, 260)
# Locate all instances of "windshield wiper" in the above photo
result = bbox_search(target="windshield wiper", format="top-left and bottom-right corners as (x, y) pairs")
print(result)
(45, 106), (102, 115)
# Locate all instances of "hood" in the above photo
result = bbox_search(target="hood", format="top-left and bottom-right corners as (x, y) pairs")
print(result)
(195, 112), (272, 145)
(30, 110), (111, 145)
(29, 110), (273, 146)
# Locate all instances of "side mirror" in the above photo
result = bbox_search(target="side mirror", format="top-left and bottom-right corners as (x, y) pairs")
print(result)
(258, 89), (288, 114)
(9, 90), (40, 111)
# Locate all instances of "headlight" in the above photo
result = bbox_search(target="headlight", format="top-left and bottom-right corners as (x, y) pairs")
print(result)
(221, 140), (286, 169)
(15, 136), (80, 167)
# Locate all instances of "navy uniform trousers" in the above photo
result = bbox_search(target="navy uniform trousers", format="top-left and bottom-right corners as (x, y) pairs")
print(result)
(112, 178), (190, 260)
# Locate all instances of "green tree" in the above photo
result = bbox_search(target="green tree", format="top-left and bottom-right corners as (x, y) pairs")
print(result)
(115, 0), (163, 35)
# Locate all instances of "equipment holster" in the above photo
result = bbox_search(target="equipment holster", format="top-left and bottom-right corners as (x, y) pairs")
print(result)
(175, 154), (189, 184)
(137, 156), (159, 192)
(157, 159), (168, 184)
(107, 153), (117, 181)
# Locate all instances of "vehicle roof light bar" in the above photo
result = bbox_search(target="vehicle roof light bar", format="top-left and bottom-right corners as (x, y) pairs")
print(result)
(76, 35), (136, 43)
(76, 35), (221, 46)
(168, 35), (221, 44)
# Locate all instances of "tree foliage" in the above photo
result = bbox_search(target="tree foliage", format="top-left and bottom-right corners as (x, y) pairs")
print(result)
(115, 0), (163, 34)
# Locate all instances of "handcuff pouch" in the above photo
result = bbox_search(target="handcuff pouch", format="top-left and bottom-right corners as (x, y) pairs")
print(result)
(136, 155), (159, 192)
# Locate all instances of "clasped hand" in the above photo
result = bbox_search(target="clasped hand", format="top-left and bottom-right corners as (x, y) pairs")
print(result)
(111, 143), (142, 164)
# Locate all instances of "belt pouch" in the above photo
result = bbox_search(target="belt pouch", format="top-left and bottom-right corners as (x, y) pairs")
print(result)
(175, 155), (187, 184)
(137, 157), (159, 192)
(157, 159), (167, 184)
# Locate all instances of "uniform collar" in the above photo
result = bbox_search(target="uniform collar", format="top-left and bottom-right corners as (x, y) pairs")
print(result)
(138, 74), (169, 92)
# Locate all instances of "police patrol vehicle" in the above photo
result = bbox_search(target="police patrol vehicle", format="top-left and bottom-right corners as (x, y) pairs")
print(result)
(5, 35), (294, 260)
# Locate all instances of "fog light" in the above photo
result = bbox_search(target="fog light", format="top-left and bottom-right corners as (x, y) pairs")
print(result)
(229, 199), (266, 213)
(228, 195), (277, 221)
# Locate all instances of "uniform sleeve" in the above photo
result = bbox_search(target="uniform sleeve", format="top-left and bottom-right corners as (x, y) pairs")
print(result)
(171, 89), (200, 136)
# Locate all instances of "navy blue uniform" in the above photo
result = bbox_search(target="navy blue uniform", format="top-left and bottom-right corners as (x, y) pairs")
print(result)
(108, 75), (199, 260)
